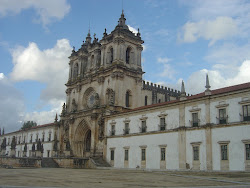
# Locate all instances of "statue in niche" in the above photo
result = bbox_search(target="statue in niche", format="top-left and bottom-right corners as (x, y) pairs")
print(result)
(24, 143), (27, 152)
(71, 99), (77, 112)
(32, 143), (35, 151)
(36, 139), (42, 151)
(66, 141), (71, 151)
(11, 136), (16, 150)
(98, 117), (105, 140)
(94, 93), (100, 108)
(1, 137), (6, 150)
(41, 144), (44, 153)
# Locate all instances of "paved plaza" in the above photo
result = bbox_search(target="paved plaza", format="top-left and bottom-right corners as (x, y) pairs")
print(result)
(1, 168), (250, 188)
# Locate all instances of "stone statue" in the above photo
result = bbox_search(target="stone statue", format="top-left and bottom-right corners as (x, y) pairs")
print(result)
(66, 141), (71, 151)
(36, 139), (42, 151)
(32, 143), (35, 151)
(41, 144), (44, 153)
(1, 137), (6, 150)
(94, 93), (100, 108)
(98, 117), (105, 140)
(72, 99), (77, 112)
(24, 143), (27, 152)
(11, 136), (16, 150)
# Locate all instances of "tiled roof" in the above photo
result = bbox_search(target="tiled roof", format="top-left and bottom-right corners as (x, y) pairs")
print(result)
(1, 123), (56, 136)
(123, 82), (250, 113)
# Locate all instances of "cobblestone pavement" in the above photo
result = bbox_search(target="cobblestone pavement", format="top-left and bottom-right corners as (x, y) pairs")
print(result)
(0, 168), (250, 188)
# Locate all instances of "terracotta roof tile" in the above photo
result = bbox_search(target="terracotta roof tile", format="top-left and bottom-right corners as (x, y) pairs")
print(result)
(121, 82), (250, 114)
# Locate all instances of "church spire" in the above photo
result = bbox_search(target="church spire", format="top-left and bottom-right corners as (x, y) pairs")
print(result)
(180, 80), (187, 101)
(54, 113), (58, 123)
(86, 22), (92, 43)
(205, 74), (211, 95)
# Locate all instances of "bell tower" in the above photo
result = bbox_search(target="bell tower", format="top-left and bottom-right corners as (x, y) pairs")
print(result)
(100, 11), (144, 73)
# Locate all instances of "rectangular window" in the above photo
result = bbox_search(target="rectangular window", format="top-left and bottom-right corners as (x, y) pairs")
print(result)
(221, 145), (228, 160)
(161, 148), (166, 161)
(30, 135), (32, 143)
(160, 118), (166, 131)
(124, 149), (129, 161)
(192, 113), (199, 127)
(193, 146), (199, 161)
(141, 121), (147, 133)
(219, 108), (227, 124)
(124, 123), (129, 134)
(23, 136), (26, 143)
(111, 125), (115, 136)
(111, 150), (114, 161)
(42, 134), (45, 142)
(243, 105), (250, 121)
(18, 136), (21, 144)
(48, 133), (51, 141)
(141, 148), (146, 161)
(246, 144), (250, 160)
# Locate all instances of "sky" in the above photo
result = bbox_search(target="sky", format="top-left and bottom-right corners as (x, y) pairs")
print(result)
(1, 0), (250, 133)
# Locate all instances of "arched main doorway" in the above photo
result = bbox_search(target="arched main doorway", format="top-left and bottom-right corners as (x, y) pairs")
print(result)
(73, 120), (91, 157)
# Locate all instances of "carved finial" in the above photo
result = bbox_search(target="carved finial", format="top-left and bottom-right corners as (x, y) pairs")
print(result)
(180, 80), (187, 100)
(72, 46), (75, 52)
(137, 28), (141, 37)
(205, 73), (211, 95)
(93, 33), (96, 39)
(205, 74), (211, 90)
(54, 113), (58, 123)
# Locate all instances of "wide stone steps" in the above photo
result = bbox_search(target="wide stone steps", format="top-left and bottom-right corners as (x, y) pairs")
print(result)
(91, 157), (111, 167)
(41, 158), (59, 168)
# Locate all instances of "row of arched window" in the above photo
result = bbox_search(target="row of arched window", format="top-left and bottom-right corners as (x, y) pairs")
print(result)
(108, 46), (132, 64)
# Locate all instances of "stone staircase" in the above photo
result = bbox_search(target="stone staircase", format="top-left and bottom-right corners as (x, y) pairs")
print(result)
(90, 156), (111, 167)
(41, 158), (59, 168)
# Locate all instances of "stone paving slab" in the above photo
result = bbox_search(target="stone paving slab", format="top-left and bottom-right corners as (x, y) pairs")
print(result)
(1, 168), (250, 188)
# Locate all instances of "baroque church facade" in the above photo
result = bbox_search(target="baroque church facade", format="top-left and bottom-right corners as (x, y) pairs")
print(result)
(1, 12), (250, 171)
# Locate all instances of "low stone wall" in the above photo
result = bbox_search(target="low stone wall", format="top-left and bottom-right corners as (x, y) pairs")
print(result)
(0, 157), (90, 169)
(0, 157), (41, 168)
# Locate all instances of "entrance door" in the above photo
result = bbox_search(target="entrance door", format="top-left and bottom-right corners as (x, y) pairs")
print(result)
(85, 130), (91, 152)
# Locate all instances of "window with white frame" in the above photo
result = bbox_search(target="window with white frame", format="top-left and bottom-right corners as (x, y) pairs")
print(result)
(124, 123), (130, 135)
(161, 148), (166, 161)
(111, 125), (115, 136)
(192, 113), (199, 127)
(110, 149), (115, 161)
(141, 148), (146, 161)
(160, 118), (166, 131)
(219, 108), (227, 124)
(193, 146), (199, 161)
(124, 149), (129, 161)
(246, 144), (250, 160)
(141, 121), (147, 133)
(221, 144), (228, 160)
(243, 105), (250, 121)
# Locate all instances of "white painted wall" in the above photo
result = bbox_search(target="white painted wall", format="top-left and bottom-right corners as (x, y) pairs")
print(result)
(212, 125), (250, 171)
(107, 132), (179, 170)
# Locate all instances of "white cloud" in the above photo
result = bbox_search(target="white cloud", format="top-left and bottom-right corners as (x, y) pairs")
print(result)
(179, 16), (238, 46)
(157, 57), (171, 64)
(0, 0), (70, 26)
(0, 74), (24, 133)
(128, 25), (138, 35)
(10, 39), (71, 108)
(0, 73), (4, 80)
(185, 60), (250, 94)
